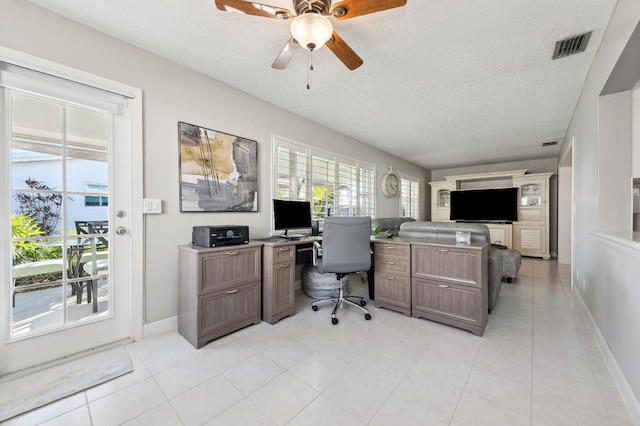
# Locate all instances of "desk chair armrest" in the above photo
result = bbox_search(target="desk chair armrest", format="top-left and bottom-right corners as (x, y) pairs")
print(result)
(312, 241), (322, 265)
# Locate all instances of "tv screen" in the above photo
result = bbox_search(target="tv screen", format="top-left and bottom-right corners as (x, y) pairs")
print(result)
(273, 199), (312, 231)
(449, 188), (518, 222)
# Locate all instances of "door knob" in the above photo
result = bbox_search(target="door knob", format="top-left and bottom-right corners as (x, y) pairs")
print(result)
(115, 226), (128, 235)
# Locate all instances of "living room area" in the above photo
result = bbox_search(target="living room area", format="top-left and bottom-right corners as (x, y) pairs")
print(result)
(2, 0), (640, 424)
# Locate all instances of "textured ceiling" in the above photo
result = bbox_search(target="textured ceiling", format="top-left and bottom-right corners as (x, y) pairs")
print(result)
(27, 0), (618, 170)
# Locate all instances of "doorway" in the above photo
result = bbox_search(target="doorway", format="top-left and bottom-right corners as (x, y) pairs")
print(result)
(0, 56), (142, 375)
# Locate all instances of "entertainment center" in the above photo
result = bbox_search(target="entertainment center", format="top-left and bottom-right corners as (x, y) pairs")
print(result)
(429, 169), (552, 259)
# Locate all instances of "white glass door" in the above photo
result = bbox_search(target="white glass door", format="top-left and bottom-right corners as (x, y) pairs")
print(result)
(0, 63), (133, 374)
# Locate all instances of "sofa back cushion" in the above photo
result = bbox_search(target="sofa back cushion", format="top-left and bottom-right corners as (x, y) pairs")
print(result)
(398, 221), (491, 244)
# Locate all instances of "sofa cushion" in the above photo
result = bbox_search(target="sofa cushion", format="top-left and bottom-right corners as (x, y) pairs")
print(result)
(371, 217), (416, 236)
(399, 221), (491, 244)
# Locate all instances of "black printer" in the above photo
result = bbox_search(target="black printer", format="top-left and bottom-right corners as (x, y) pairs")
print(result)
(192, 225), (249, 247)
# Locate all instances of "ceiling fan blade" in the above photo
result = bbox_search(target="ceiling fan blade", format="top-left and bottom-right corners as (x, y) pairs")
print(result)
(329, 0), (407, 20)
(272, 37), (301, 70)
(326, 31), (363, 70)
(215, 0), (293, 19)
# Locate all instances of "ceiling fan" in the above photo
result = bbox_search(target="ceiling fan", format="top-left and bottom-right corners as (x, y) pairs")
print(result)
(215, 0), (407, 71)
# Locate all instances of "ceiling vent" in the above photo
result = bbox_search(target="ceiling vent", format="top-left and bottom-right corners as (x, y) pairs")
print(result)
(553, 31), (592, 59)
(542, 141), (558, 147)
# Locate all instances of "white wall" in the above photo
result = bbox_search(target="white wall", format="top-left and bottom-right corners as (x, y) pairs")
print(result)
(0, 1), (430, 322)
(558, 0), (640, 412)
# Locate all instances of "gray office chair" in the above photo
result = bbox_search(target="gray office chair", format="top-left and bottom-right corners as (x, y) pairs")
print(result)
(310, 216), (372, 324)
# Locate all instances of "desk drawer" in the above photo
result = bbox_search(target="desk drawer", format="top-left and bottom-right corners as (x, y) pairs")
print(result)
(200, 247), (261, 293)
(411, 245), (482, 287)
(271, 245), (295, 263)
(375, 256), (410, 275)
(374, 243), (410, 260)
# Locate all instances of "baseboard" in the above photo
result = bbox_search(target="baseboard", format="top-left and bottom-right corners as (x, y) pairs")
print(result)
(143, 315), (178, 338)
(573, 288), (640, 424)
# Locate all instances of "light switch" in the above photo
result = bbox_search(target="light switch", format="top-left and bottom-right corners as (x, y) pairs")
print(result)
(143, 198), (162, 214)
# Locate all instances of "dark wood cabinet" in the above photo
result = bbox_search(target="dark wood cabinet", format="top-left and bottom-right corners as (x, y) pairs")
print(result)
(178, 243), (262, 348)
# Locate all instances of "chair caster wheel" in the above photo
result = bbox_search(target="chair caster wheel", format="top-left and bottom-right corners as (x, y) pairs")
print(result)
(332, 318), (338, 325)
(312, 305), (318, 311)
(360, 300), (366, 307)
(365, 314), (371, 320)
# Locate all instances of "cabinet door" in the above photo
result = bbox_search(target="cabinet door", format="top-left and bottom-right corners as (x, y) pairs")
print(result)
(486, 224), (512, 248)
(374, 273), (410, 310)
(200, 282), (260, 336)
(412, 246), (481, 286)
(430, 182), (456, 222)
(272, 261), (295, 315)
(200, 247), (261, 294)
(513, 225), (549, 257)
(412, 279), (480, 326)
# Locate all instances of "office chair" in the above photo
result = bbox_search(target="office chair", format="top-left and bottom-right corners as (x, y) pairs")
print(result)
(309, 216), (372, 325)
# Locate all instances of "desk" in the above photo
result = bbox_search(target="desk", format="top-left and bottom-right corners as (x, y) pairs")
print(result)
(258, 236), (376, 324)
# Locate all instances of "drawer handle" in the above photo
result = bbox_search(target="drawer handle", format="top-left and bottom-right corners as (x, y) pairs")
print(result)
(277, 264), (289, 269)
(278, 247), (290, 252)
(387, 246), (395, 249)
(438, 249), (449, 253)
(438, 284), (449, 288)
(226, 289), (239, 294)
(225, 251), (239, 256)
(387, 276), (395, 280)
(387, 261), (396, 265)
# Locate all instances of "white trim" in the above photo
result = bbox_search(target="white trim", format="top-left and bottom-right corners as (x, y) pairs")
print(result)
(142, 315), (178, 338)
(592, 231), (640, 255)
(130, 93), (144, 341)
(573, 287), (640, 424)
(0, 46), (145, 361)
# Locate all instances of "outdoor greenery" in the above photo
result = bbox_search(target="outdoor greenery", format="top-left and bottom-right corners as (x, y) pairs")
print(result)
(11, 214), (63, 265)
(13, 178), (63, 236)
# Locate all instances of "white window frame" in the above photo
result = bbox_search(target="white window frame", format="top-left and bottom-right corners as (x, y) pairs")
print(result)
(272, 135), (375, 229)
(400, 174), (420, 219)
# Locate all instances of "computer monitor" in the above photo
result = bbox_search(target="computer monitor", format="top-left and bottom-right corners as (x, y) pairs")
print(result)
(273, 199), (312, 239)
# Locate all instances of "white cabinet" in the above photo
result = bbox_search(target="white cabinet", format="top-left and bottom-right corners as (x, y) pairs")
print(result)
(512, 173), (552, 259)
(486, 223), (513, 248)
(429, 181), (457, 222)
(429, 169), (552, 259)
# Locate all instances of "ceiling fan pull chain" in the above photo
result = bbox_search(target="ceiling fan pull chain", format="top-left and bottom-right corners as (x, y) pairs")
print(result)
(306, 49), (313, 90)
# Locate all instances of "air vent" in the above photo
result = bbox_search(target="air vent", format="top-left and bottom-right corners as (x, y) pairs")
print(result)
(553, 31), (592, 59)
(542, 141), (558, 147)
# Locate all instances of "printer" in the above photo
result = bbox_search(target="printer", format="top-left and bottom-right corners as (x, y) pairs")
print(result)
(192, 225), (249, 248)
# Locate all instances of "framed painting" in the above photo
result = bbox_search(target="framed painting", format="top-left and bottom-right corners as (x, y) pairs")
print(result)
(179, 122), (258, 212)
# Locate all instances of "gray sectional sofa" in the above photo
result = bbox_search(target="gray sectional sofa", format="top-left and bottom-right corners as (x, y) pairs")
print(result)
(371, 217), (416, 236)
(398, 221), (504, 313)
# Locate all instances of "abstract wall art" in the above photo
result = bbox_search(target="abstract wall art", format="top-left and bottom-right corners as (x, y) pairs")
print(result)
(179, 122), (258, 212)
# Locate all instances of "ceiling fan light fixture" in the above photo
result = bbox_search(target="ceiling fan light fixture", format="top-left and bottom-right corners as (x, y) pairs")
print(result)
(290, 13), (333, 51)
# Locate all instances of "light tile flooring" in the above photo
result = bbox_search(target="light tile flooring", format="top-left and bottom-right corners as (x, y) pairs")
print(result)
(4, 258), (634, 425)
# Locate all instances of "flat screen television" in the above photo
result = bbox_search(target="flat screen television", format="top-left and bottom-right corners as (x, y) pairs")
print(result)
(273, 199), (312, 238)
(449, 188), (518, 223)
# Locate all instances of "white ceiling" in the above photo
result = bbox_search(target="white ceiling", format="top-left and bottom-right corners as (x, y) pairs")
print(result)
(27, 0), (618, 170)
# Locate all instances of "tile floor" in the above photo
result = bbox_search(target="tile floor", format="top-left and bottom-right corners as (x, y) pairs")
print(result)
(3, 258), (634, 425)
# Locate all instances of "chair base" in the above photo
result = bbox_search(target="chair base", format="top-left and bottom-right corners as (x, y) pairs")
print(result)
(311, 277), (371, 324)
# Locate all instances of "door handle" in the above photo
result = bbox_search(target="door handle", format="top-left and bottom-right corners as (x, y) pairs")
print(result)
(115, 226), (128, 236)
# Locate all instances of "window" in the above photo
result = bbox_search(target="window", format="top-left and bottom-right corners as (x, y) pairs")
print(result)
(84, 183), (108, 206)
(273, 136), (375, 223)
(400, 175), (419, 219)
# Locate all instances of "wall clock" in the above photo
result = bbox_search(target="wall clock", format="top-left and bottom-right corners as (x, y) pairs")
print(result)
(381, 166), (400, 198)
